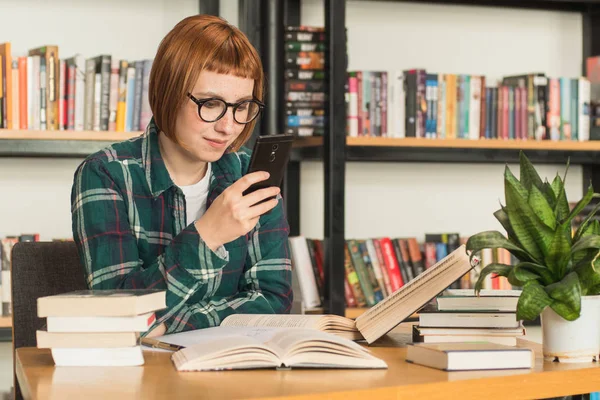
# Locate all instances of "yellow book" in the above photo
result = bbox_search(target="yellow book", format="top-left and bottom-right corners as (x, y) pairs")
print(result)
(115, 60), (128, 132)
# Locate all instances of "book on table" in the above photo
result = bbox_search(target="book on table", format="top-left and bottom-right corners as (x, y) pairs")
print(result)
(145, 325), (387, 371)
(437, 288), (521, 311)
(37, 289), (166, 317)
(405, 342), (534, 371)
(36, 289), (167, 367)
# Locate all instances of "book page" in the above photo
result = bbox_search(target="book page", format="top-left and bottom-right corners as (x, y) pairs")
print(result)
(267, 328), (371, 357)
(154, 326), (283, 349)
(221, 314), (324, 329)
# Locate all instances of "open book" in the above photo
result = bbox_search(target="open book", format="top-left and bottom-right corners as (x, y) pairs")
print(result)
(149, 326), (387, 371)
(219, 313), (363, 341)
(356, 244), (479, 344)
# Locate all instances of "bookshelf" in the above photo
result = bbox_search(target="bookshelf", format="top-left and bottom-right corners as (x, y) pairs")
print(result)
(272, 0), (600, 317)
(0, 130), (144, 157)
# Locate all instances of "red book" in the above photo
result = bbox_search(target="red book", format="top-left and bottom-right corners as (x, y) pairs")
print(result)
(378, 237), (404, 292)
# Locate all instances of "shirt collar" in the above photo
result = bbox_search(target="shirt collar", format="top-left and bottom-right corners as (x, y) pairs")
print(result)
(141, 118), (238, 199)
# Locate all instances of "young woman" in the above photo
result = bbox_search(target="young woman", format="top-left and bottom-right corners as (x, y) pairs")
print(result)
(71, 15), (292, 337)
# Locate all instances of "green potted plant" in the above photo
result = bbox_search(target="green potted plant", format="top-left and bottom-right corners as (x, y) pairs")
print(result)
(466, 152), (600, 363)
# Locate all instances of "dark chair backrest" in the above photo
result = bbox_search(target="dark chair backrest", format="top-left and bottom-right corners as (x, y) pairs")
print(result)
(11, 241), (87, 398)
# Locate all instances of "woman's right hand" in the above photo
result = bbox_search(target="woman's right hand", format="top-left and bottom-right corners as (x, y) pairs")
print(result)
(195, 171), (281, 251)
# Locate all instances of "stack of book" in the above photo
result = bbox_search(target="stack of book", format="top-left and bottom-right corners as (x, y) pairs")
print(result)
(412, 289), (525, 346)
(36, 289), (166, 366)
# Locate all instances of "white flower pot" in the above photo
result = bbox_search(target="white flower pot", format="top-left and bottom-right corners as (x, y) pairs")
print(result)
(541, 295), (600, 363)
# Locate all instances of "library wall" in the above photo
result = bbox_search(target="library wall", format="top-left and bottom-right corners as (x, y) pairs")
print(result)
(298, 0), (585, 240)
(0, 0), (586, 242)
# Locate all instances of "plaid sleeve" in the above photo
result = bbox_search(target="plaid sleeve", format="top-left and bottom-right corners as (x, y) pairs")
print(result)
(71, 159), (229, 326)
(163, 194), (293, 333)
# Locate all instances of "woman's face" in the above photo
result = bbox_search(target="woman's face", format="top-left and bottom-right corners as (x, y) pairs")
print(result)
(174, 70), (255, 162)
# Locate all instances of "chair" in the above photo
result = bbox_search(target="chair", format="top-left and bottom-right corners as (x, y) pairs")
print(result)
(11, 241), (87, 399)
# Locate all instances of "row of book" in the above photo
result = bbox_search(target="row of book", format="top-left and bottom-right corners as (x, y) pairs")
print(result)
(283, 26), (328, 138)
(346, 69), (592, 141)
(0, 234), (40, 317)
(0, 42), (151, 132)
(289, 234), (517, 310)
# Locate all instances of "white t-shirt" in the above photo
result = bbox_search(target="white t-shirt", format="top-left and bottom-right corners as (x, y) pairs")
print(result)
(179, 163), (212, 226)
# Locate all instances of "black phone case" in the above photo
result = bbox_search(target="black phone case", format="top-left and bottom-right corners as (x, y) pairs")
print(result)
(243, 134), (294, 199)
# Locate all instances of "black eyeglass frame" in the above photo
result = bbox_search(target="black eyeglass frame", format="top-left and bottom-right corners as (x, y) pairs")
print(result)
(187, 93), (265, 124)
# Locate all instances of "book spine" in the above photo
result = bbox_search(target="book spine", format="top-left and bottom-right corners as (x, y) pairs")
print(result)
(346, 239), (376, 306)
(132, 61), (143, 131)
(378, 237), (403, 291)
(579, 77), (591, 141)
(108, 59), (119, 131)
(343, 243), (367, 307)
(358, 240), (384, 303)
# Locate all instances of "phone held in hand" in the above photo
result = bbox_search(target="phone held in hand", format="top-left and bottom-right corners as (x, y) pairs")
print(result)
(243, 134), (294, 199)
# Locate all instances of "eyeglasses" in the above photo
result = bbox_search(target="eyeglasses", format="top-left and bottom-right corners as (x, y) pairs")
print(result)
(187, 93), (265, 124)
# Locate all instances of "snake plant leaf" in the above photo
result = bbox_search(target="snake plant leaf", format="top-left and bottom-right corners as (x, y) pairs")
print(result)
(573, 201), (600, 243)
(504, 165), (529, 202)
(505, 175), (553, 260)
(562, 184), (595, 229)
(494, 207), (527, 250)
(545, 227), (572, 280)
(513, 262), (555, 286)
(528, 185), (556, 230)
(473, 263), (512, 294)
(574, 251), (600, 296)
(517, 280), (553, 321)
(546, 271), (581, 321)
(519, 151), (544, 192)
(542, 180), (557, 209)
(571, 234), (600, 254)
(551, 174), (570, 224)
(465, 231), (534, 264)
(508, 266), (540, 287)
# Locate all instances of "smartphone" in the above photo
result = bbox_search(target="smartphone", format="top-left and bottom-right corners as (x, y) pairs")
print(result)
(242, 134), (294, 200)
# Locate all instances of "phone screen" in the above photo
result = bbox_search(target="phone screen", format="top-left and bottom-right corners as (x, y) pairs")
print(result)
(242, 134), (294, 198)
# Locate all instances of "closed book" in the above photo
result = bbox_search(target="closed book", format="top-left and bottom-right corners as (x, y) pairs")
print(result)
(46, 311), (156, 333)
(406, 342), (533, 371)
(418, 309), (519, 329)
(37, 289), (166, 317)
(51, 346), (144, 367)
(37, 330), (140, 348)
(437, 289), (521, 311)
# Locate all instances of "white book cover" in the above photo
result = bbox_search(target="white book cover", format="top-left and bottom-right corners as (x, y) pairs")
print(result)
(51, 346), (144, 367)
(47, 311), (156, 333)
(288, 236), (321, 309)
(437, 73), (446, 139)
(391, 70), (405, 138)
(469, 76), (481, 140)
(578, 77), (591, 142)
(74, 54), (86, 131)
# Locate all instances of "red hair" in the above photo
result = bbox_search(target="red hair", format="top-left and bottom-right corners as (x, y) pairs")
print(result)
(149, 15), (264, 151)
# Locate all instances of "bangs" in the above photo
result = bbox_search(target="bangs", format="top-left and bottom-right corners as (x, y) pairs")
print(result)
(202, 28), (262, 81)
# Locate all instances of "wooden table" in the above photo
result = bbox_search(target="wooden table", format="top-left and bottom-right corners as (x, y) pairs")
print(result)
(15, 327), (600, 400)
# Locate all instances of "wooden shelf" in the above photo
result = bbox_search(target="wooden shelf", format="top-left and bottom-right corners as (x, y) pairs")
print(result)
(0, 316), (12, 328)
(291, 137), (600, 164)
(0, 129), (144, 157)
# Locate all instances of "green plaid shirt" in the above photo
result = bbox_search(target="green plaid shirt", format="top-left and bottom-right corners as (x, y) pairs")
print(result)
(71, 119), (293, 334)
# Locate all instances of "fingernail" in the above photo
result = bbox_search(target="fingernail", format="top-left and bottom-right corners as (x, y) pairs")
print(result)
(264, 172), (270, 179)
